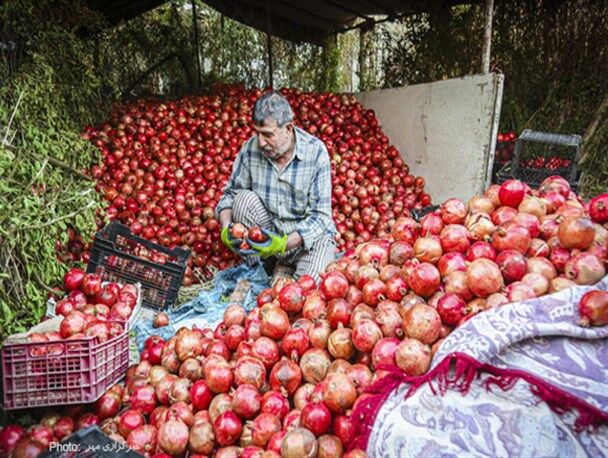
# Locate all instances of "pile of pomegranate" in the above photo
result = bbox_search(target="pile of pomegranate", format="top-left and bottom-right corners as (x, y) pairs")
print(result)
(25, 271), (139, 352)
(3, 178), (608, 458)
(83, 87), (431, 285)
(56, 269), (139, 322)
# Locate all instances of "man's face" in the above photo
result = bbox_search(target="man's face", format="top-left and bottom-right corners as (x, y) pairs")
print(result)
(253, 119), (293, 160)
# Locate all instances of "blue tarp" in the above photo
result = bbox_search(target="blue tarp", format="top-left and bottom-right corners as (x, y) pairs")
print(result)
(133, 263), (270, 350)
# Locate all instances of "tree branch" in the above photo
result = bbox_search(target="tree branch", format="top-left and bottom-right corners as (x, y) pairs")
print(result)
(580, 92), (608, 163)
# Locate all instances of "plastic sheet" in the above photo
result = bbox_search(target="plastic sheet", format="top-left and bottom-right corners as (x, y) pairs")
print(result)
(132, 263), (270, 350)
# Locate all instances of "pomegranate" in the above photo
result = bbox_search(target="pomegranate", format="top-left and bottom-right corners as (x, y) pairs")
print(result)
(372, 338), (400, 368)
(440, 224), (470, 253)
(420, 211), (444, 236)
(466, 212), (496, 241)
(308, 319), (332, 349)
(589, 193), (608, 223)
(527, 238), (551, 258)
(486, 292), (508, 308)
(468, 195), (495, 214)
(261, 390), (290, 419)
(278, 283), (306, 313)
(389, 240), (414, 266)
(248, 414), (281, 448)
(94, 391), (121, 420)
(413, 237), (443, 263)
(214, 411), (243, 446)
(259, 304), (290, 339)
(578, 290), (608, 326)
(539, 175), (571, 198)
(498, 179), (526, 207)
(234, 356), (266, 389)
(467, 241), (497, 262)
(231, 383), (262, 419)
(522, 272), (550, 296)
(351, 319), (382, 352)
(224, 304), (246, 327)
(190, 380), (213, 411)
(492, 224), (531, 253)
(81, 273), (102, 296)
(269, 357), (302, 396)
(436, 293), (467, 326)
(440, 198), (467, 224)
(391, 217), (420, 244)
(327, 298), (353, 329)
(281, 427), (318, 458)
(376, 307), (404, 338)
(550, 247), (572, 273)
(361, 278), (388, 306)
(402, 303), (441, 345)
(204, 359), (233, 393)
(496, 249), (528, 283)
(358, 241), (390, 267)
(518, 195), (547, 217)
(565, 253), (606, 285)
(437, 252), (467, 276)
(323, 373), (357, 413)
(466, 259), (504, 297)
(127, 425), (158, 455)
(300, 348), (331, 384)
(332, 415), (355, 448)
(303, 293), (327, 320)
(320, 271), (349, 299)
(406, 262), (441, 298)
(118, 409), (146, 438)
(63, 267), (85, 291)
(252, 336), (280, 369)
(188, 420), (215, 455)
(557, 216), (596, 250)
(209, 394), (233, 422)
(527, 256), (557, 279)
(282, 327), (310, 360)
(317, 434), (344, 458)
(354, 265), (379, 289)
(301, 403), (332, 436)
(0, 425), (25, 456)
(506, 282), (537, 302)
(9, 438), (46, 458)
(396, 338), (432, 375)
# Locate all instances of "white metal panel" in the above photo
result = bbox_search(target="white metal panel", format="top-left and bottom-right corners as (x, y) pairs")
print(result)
(356, 73), (504, 204)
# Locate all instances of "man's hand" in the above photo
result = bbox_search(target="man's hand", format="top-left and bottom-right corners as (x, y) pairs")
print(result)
(248, 228), (287, 258)
(221, 225), (239, 253)
(222, 224), (257, 257)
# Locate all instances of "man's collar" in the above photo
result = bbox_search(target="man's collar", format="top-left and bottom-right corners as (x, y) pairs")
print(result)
(293, 127), (309, 161)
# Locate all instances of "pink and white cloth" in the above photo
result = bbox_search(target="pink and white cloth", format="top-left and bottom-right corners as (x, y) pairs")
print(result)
(353, 276), (608, 457)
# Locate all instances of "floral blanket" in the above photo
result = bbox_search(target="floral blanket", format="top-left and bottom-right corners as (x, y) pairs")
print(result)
(353, 276), (608, 457)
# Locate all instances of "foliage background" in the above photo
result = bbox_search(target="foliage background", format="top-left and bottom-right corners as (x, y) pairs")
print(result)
(0, 0), (606, 336)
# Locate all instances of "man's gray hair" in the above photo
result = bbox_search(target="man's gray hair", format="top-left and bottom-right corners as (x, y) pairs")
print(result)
(252, 91), (294, 127)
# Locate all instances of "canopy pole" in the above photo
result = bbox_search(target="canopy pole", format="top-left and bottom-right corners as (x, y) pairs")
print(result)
(480, 0), (494, 74)
(267, 34), (274, 88)
(191, 0), (202, 89)
(265, 1), (273, 88)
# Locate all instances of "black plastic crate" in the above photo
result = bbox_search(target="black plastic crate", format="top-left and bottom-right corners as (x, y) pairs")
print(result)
(40, 426), (143, 457)
(87, 222), (190, 311)
(495, 129), (581, 191)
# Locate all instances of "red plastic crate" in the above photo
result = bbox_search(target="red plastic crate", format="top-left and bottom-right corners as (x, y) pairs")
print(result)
(1, 319), (129, 410)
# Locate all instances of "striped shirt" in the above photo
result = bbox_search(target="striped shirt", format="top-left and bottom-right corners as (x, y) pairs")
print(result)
(215, 127), (336, 250)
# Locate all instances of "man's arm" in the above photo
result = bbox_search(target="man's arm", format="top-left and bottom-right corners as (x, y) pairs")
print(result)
(295, 146), (333, 250)
(219, 208), (233, 230)
(285, 231), (303, 251)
